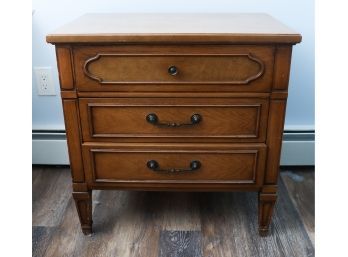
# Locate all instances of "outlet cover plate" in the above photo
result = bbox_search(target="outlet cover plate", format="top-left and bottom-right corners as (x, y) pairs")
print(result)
(34, 67), (56, 95)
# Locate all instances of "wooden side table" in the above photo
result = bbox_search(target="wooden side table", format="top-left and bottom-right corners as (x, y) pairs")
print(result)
(47, 13), (301, 236)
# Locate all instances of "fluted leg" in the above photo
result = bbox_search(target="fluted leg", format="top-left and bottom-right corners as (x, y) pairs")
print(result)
(258, 192), (277, 236)
(73, 191), (93, 235)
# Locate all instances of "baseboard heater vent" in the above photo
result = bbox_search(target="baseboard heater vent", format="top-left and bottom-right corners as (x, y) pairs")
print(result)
(281, 131), (314, 166)
(32, 131), (69, 165)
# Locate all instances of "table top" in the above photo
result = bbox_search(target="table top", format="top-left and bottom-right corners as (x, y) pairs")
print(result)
(46, 13), (301, 44)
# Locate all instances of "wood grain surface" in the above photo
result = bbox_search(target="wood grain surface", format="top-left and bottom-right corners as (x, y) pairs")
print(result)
(32, 167), (72, 227)
(281, 168), (315, 245)
(159, 231), (202, 257)
(32, 166), (314, 257)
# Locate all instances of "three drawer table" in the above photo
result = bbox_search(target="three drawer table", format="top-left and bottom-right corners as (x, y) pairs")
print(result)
(46, 13), (301, 236)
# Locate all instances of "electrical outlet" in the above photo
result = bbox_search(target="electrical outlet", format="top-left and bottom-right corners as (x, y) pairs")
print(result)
(34, 67), (56, 95)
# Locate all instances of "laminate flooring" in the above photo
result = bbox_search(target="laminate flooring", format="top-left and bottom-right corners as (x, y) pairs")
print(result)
(32, 166), (314, 257)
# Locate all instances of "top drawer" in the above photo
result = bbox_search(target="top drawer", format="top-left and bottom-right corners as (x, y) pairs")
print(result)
(73, 45), (274, 92)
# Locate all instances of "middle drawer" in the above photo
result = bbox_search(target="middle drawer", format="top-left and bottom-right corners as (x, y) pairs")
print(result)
(79, 97), (269, 143)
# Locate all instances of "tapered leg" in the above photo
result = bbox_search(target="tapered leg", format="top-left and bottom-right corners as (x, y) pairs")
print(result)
(73, 191), (93, 235)
(258, 192), (277, 236)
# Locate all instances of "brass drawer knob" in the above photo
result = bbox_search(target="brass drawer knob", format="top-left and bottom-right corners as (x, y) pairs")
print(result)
(147, 160), (201, 173)
(146, 113), (202, 127)
(168, 65), (178, 76)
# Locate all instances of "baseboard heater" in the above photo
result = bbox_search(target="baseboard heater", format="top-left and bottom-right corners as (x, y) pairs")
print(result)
(32, 130), (314, 166)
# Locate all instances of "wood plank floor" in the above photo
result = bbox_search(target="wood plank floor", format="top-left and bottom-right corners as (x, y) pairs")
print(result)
(32, 166), (314, 257)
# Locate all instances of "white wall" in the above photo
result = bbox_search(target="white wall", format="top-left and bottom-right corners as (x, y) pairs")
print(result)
(32, 0), (314, 131)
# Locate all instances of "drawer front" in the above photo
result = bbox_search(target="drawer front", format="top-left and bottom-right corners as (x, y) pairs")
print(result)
(82, 143), (266, 186)
(79, 98), (269, 142)
(73, 45), (274, 92)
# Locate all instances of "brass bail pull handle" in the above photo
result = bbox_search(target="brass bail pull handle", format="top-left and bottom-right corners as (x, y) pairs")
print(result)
(146, 113), (202, 127)
(147, 160), (201, 173)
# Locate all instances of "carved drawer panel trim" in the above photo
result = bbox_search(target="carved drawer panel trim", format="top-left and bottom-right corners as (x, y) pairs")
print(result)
(82, 143), (267, 186)
(79, 97), (269, 142)
(83, 53), (265, 85)
(73, 45), (274, 92)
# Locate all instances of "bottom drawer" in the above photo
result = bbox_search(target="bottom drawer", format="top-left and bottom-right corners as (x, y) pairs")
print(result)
(82, 143), (266, 186)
